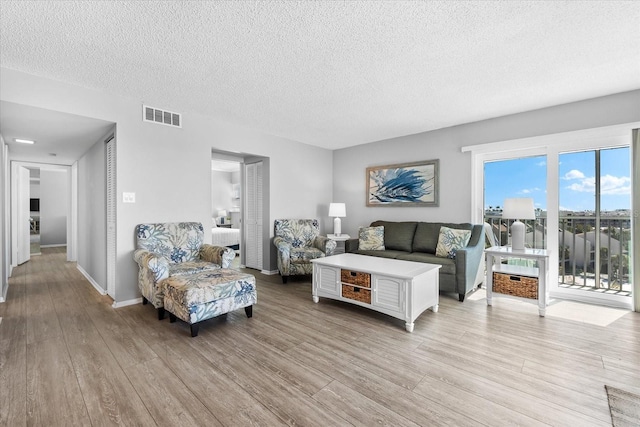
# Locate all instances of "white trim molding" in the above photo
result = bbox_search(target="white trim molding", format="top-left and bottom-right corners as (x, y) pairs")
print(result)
(76, 264), (107, 296)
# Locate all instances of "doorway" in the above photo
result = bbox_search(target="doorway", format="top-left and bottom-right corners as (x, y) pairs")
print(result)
(211, 150), (270, 272)
(11, 161), (74, 267)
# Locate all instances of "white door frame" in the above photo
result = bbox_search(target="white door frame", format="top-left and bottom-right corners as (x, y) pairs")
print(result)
(10, 161), (76, 267)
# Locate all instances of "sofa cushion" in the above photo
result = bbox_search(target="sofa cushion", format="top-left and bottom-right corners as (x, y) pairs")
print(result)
(169, 261), (221, 277)
(412, 222), (474, 254)
(371, 221), (417, 252)
(396, 252), (456, 275)
(274, 219), (320, 248)
(412, 222), (442, 254)
(359, 226), (385, 250)
(356, 249), (405, 259)
(290, 247), (325, 264)
(435, 226), (472, 259)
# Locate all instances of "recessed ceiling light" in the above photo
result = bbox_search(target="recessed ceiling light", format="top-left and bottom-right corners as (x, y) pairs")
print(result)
(15, 138), (35, 144)
(48, 153), (57, 157)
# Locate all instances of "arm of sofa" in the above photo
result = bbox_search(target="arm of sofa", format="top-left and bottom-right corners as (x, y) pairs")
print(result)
(313, 235), (337, 256)
(273, 236), (291, 275)
(133, 249), (170, 283)
(345, 238), (359, 253)
(200, 244), (236, 268)
(454, 224), (485, 300)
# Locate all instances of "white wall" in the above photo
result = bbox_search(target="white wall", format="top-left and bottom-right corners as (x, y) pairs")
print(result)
(0, 68), (333, 303)
(40, 169), (69, 246)
(77, 131), (110, 295)
(334, 90), (640, 237)
(0, 135), (8, 302)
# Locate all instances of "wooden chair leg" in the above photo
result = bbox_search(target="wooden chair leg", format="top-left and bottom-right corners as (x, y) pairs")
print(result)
(158, 307), (165, 320)
(190, 324), (199, 337)
(282, 276), (288, 284)
(244, 305), (253, 318)
(169, 313), (177, 323)
(142, 297), (148, 305)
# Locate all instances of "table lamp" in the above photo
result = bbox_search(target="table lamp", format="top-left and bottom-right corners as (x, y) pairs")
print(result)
(328, 203), (346, 236)
(217, 209), (227, 224)
(502, 198), (535, 250)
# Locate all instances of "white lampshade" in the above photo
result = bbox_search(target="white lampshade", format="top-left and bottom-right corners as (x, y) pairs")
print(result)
(502, 198), (535, 220)
(502, 198), (535, 251)
(328, 203), (346, 217)
(217, 209), (227, 218)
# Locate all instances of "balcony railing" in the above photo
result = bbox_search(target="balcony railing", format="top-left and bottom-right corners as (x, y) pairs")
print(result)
(484, 213), (632, 296)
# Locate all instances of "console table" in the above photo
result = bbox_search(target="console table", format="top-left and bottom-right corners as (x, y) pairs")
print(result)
(485, 246), (550, 316)
(311, 253), (441, 332)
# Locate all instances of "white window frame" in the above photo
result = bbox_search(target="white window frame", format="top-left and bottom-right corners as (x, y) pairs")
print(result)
(463, 122), (639, 310)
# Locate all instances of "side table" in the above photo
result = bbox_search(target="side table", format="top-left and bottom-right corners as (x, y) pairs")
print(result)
(327, 234), (350, 254)
(485, 246), (551, 316)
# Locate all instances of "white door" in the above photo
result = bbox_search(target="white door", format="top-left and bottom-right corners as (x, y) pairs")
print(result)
(17, 166), (30, 265)
(244, 161), (263, 270)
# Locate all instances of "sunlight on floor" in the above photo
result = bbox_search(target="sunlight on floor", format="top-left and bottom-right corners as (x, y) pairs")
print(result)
(468, 288), (629, 327)
(545, 301), (629, 327)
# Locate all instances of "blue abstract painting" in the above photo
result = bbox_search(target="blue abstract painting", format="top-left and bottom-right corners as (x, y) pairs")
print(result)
(367, 160), (439, 206)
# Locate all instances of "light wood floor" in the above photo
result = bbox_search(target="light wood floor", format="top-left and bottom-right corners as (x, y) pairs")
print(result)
(1, 248), (639, 426)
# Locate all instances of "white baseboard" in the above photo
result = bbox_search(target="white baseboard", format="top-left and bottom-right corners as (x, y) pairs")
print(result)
(261, 269), (278, 275)
(76, 265), (107, 296)
(112, 297), (142, 308)
(0, 284), (7, 303)
(40, 244), (67, 248)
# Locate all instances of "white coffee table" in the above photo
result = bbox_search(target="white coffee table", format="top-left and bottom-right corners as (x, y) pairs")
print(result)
(311, 253), (441, 332)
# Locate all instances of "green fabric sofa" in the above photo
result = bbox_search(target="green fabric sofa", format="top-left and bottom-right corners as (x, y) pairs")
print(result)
(345, 220), (484, 302)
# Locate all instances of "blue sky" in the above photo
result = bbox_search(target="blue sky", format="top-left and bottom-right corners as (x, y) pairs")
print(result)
(484, 147), (630, 212)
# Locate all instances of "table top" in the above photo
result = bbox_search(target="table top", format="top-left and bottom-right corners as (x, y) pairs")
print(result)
(485, 246), (550, 258)
(327, 233), (351, 241)
(312, 253), (440, 278)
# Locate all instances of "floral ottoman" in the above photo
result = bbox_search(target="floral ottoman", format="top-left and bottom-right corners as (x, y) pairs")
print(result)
(163, 269), (257, 337)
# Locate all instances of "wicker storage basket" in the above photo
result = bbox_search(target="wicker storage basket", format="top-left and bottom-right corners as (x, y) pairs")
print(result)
(341, 269), (371, 288)
(342, 284), (371, 304)
(493, 272), (538, 299)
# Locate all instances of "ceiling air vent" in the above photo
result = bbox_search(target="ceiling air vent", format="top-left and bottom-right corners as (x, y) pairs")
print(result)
(142, 105), (182, 128)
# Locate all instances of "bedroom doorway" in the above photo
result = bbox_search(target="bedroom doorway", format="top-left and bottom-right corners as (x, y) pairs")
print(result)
(211, 154), (243, 267)
(211, 150), (270, 272)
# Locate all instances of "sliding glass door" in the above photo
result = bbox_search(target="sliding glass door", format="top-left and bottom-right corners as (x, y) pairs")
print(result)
(558, 147), (632, 297)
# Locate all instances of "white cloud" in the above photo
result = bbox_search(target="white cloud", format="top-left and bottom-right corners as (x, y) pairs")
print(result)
(564, 169), (585, 180)
(536, 160), (546, 167)
(564, 174), (630, 195)
(518, 187), (542, 195)
(601, 174), (631, 195)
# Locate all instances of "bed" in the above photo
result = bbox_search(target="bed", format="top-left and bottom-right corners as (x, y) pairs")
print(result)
(212, 225), (240, 249)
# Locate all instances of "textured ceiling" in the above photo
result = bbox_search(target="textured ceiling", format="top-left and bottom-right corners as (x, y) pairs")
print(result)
(1, 1), (639, 150)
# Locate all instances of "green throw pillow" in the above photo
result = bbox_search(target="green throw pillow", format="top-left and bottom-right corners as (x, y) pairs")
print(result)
(359, 226), (385, 250)
(435, 226), (471, 259)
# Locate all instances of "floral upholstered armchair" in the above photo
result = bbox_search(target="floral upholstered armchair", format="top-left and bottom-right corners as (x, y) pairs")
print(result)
(133, 222), (236, 319)
(273, 219), (336, 283)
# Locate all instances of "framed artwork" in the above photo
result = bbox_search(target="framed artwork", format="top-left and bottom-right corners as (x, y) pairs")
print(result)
(366, 159), (439, 207)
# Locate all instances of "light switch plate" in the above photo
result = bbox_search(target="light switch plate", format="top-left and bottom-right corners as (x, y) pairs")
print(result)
(123, 192), (136, 203)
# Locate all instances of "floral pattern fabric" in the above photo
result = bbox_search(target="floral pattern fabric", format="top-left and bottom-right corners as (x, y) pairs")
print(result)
(435, 226), (472, 259)
(133, 222), (236, 309)
(358, 226), (385, 250)
(163, 268), (257, 324)
(273, 219), (336, 279)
